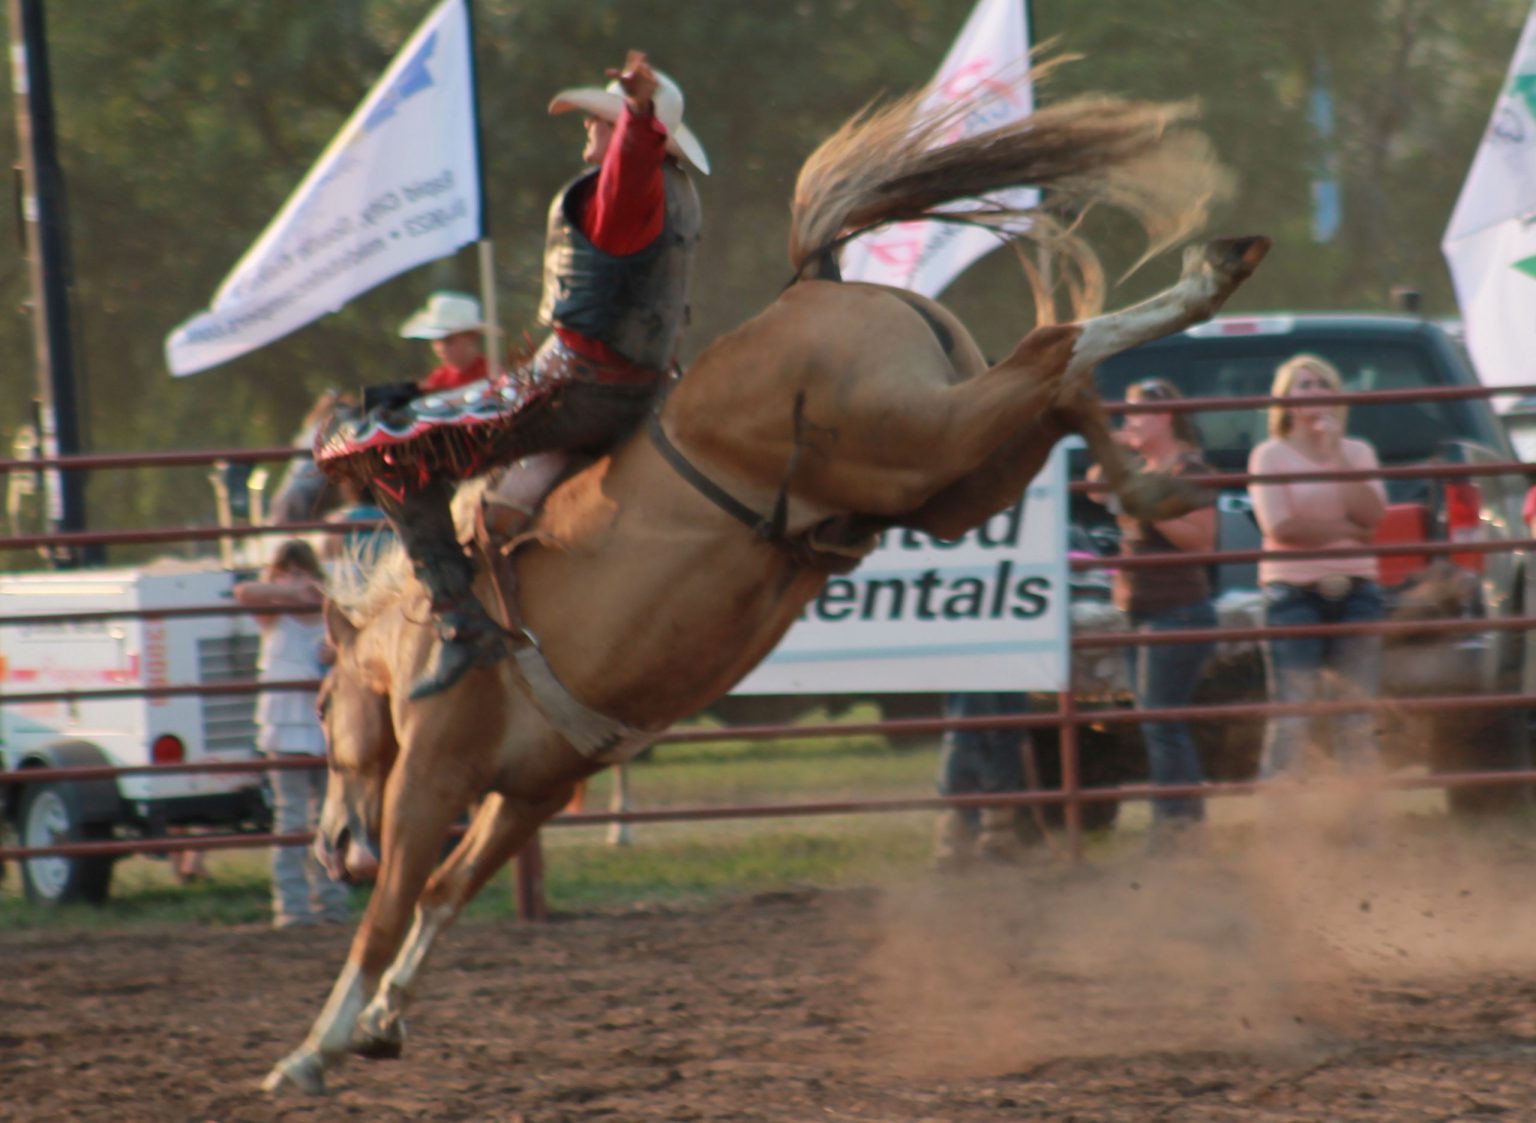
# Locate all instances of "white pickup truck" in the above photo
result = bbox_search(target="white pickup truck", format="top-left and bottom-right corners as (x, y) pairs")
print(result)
(1, 561), (271, 904)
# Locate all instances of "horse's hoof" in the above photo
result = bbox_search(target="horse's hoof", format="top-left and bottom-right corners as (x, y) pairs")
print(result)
(1119, 473), (1211, 522)
(1205, 235), (1271, 275)
(261, 1050), (327, 1096)
(352, 1034), (405, 1061)
(352, 1008), (407, 1060)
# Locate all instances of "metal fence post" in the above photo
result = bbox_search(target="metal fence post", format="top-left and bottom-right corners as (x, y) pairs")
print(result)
(1059, 690), (1083, 864)
(515, 832), (547, 922)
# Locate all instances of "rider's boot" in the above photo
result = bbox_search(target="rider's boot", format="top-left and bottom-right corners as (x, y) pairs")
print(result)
(393, 483), (508, 700)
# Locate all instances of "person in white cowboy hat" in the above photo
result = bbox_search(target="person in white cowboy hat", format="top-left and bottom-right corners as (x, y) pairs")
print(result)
(401, 291), (490, 394)
(317, 49), (708, 700)
(358, 291), (490, 413)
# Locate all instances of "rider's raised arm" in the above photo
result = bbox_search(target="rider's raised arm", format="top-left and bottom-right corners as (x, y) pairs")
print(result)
(584, 53), (668, 256)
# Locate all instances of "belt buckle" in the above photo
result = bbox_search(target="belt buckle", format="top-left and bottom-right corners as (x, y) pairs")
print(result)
(1315, 574), (1354, 601)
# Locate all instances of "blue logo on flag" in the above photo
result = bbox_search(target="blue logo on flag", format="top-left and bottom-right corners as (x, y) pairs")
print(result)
(363, 30), (438, 133)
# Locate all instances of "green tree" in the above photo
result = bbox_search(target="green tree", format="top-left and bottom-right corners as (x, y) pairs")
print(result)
(1, 0), (1527, 563)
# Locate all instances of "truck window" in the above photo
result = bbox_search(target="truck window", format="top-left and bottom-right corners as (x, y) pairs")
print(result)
(1096, 339), (1478, 471)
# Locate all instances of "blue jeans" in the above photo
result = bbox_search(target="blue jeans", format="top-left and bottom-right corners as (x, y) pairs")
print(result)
(937, 692), (1029, 831)
(1126, 600), (1217, 823)
(1259, 580), (1384, 778)
(268, 756), (350, 927)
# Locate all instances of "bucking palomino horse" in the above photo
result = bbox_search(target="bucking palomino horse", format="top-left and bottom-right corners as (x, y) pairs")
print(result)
(263, 81), (1269, 1093)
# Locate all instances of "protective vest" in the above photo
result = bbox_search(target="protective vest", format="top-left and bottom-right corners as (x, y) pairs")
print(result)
(537, 161), (702, 372)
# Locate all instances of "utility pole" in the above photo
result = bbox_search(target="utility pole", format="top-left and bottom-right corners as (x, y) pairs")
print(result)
(10, 0), (88, 566)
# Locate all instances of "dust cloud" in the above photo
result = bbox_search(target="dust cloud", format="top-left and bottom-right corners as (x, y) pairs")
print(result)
(858, 780), (1536, 1077)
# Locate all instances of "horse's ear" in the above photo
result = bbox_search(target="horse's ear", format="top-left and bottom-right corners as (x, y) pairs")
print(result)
(324, 598), (359, 649)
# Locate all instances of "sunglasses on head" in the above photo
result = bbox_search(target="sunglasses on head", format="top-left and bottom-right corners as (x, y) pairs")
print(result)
(1130, 379), (1176, 401)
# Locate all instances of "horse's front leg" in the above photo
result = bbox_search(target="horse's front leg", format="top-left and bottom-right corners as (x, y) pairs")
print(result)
(260, 961), (372, 1096)
(262, 757), (468, 1095)
(349, 785), (574, 1059)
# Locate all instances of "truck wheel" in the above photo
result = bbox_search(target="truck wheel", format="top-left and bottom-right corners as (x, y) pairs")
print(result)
(1018, 725), (1128, 835)
(1430, 709), (1533, 817)
(18, 782), (114, 906)
(1190, 656), (1266, 782)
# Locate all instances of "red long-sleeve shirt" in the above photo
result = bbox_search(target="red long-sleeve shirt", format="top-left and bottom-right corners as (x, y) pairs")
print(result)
(418, 354), (488, 394)
(555, 105), (670, 372)
(583, 106), (669, 254)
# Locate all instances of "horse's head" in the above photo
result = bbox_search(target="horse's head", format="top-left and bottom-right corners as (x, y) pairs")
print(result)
(313, 598), (397, 882)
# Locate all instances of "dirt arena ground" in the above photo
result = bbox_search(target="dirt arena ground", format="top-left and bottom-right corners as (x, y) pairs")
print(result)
(9, 816), (1536, 1122)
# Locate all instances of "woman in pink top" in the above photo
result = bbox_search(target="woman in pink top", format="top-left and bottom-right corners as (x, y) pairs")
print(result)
(1248, 353), (1387, 778)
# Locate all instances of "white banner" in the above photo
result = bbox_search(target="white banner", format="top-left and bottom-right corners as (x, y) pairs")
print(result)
(734, 445), (1070, 694)
(838, 0), (1035, 297)
(1442, 6), (1536, 390)
(166, 0), (481, 376)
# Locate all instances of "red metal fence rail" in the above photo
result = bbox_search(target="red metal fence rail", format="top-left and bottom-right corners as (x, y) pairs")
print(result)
(3, 379), (1536, 908)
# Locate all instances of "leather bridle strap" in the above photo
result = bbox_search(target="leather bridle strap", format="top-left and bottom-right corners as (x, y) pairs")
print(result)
(646, 392), (808, 545)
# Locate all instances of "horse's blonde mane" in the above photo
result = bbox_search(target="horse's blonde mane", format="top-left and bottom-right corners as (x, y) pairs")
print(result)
(790, 62), (1232, 314)
(328, 541), (410, 627)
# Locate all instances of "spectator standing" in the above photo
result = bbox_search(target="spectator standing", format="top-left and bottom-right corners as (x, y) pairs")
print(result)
(235, 540), (349, 929)
(167, 837), (210, 885)
(933, 692), (1031, 869)
(322, 476), (395, 589)
(1248, 353), (1386, 779)
(268, 390), (346, 526)
(359, 291), (494, 415)
(1093, 378), (1218, 844)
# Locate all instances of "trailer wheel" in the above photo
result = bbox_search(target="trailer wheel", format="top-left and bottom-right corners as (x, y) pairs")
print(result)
(19, 782), (114, 906)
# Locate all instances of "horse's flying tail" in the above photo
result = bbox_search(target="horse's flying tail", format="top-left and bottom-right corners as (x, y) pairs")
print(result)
(788, 73), (1232, 298)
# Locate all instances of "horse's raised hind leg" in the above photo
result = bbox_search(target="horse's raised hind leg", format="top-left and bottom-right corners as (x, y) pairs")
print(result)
(262, 752), (471, 1096)
(899, 412), (1067, 539)
(899, 387), (1205, 539)
(1062, 236), (1270, 389)
(900, 236), (1267, 536)
(909, 237), (1267, 499)
(1052, 239), (1270, 521)
(1060, 385), (1213, 523)
(349, 787), (573, 1060)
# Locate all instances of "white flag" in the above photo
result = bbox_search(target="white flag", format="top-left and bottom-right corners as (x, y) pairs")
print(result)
(838, 0), (1034, 297)
(1442, 6), (1536, 390)
(166, 0), (481, 376)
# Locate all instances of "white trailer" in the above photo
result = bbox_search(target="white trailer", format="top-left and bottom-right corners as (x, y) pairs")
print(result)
(0, 560), (271, 904)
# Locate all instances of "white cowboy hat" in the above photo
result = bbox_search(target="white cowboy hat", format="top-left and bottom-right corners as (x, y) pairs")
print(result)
(398, 291), (485, 340)
(548, 68), (711, 176)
